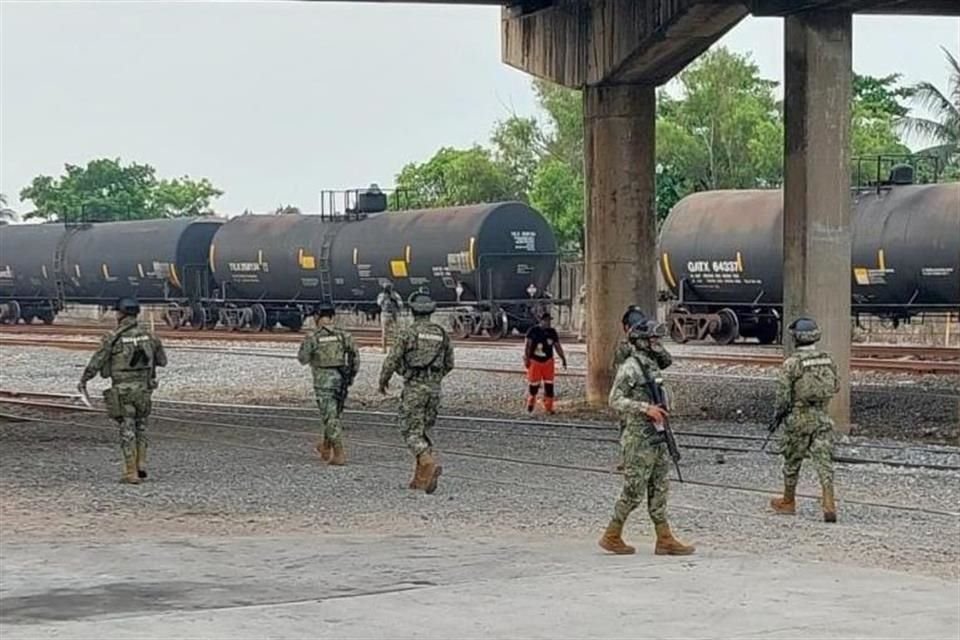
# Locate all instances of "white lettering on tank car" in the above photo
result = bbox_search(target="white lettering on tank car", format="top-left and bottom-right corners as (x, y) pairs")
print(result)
(511, 231), (537, 252)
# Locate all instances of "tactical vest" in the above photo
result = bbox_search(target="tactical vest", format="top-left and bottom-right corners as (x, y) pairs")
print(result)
(103, 324), (155, 383)
(310, 328), (347, 368)
(404, 323), (447, 370)
(792, 350), (838, 407)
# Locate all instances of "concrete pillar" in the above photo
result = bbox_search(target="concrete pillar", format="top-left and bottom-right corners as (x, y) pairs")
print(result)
(782, 10), (852, 431)
(583, 84), (657, 405)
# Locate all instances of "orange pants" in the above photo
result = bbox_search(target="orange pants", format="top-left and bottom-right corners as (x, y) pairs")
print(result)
(526, 359), (556, 412)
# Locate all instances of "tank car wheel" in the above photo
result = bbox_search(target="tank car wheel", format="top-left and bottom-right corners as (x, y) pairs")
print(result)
(755, 320), (779, 345)
(22, 314), (34, 325)
(488, 311), (509, 341)
(711, 308), (740, 345)
(1, 301), (21, 325)
(451, 314), (472, 340)
(250, 304), (267, 332)
(163, 303), (182, 330)
(668, 308), (690, 344)
(39, 310), (54, 325)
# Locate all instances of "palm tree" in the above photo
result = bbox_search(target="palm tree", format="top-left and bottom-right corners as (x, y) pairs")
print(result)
(897, 47), (960, 168)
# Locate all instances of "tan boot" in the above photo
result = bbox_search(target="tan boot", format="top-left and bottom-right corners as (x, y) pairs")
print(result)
(654, 522), (695, 556)
(315, 438), (332, 462)
(136, 442), (148, 479)
(121, 456), (140, 485)
(598, 521), (635, 555)
(330, 443), (346, 466)
(416, 451), (442, 494)
(770, 484), (797, 515)
(822, 486), (837, 523)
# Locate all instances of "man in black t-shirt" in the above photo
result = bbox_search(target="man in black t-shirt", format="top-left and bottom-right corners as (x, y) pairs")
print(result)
(523, 312), (567, 414)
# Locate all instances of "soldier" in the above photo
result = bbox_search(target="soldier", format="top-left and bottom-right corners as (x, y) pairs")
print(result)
(378, 291), (454, 494)
(297, 303), (359, 466)
(599, 318), (694, 556)
(78, 298), (167, 484)
(769, 316), (840, 522)
(611, 305), (649, 471)
(376, 282), (403, 353)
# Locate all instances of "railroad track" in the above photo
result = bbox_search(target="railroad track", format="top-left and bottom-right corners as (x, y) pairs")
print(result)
(2, 334), (957, 375)
(1, 391), (956, 518)
(3, 390), (958, 473)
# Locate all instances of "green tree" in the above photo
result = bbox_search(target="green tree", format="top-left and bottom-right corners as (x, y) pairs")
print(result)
(19, 158), (223, 222)
(0, 193), (17, 223)
(394, 146), (521, 208)
(897, 47), (960, 176)
(490, 115), (544, 197)
(529, 158), (583, 251)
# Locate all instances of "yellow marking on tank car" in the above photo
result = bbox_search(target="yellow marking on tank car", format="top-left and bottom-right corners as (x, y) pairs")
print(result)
(258, 249), (264, 265)
(170, 264), (182, 289)
(877, 249), (886, 271)
(42, 265), (48, 279)
(736, 251), (743, 272)
(74, 264), (81, 278)
(353, 247), (358, 265)
(391, 260), (408, 278)
(298, 248), (316, 269)
(661, 252), (677, 288)
(468, 237), (476, 271)
(405, 245), (411, 264)
(137, 263), (145, 278)
(101, 263), (110, 279)
(209, 244), (217, 273)
(853, 267), (870, 285)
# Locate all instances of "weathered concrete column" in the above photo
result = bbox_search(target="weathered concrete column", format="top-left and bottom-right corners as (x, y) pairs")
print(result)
(583, 83), (657, 405)
(783, 10), (852, 431)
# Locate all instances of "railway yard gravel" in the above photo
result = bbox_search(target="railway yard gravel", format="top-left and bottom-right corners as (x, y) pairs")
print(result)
(1, 338), (959, 584)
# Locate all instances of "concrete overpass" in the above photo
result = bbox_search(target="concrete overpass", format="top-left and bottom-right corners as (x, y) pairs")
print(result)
(307, 0), (959, 429)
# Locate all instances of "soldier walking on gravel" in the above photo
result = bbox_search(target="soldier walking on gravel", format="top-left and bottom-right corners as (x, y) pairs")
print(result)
(378, 292), (454, 494)
(298, 303), (359, 466)
(599, 318), (694, 556)
(769, 316), (841, 522)
(377, 282), (403, 353)
(78, 298), (167, 484)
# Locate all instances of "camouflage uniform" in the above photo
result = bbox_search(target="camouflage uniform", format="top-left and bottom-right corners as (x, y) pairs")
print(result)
(297, 324), (359, 460)
(377, 288), (403, 348)
(774, 346), (839, 498)
(611, 338), (671, 435)
(80, 316), (167, 482)
(608, 350), (672, 527)
(380, 317), (454, 456)
(599, 326), (693, 556)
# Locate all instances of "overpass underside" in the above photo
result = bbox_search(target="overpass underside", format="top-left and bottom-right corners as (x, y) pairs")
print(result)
(502, 0), (958, 429)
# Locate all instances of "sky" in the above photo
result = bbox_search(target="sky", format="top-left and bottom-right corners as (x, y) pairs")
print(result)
(1, 2), (957, 216)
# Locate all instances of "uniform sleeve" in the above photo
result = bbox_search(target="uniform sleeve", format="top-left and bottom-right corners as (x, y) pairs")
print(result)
(297, 335), (314, 366)
(608, 361), (650, 415)
(80, 334), (112, 383)
(345, 334), (360, 383)
(775, 357), (799, 416)
(829, 355), (840, 394)
(379, 332), (405, 388)
(153, 337), (168, 368)
(649, 342), (673, 369)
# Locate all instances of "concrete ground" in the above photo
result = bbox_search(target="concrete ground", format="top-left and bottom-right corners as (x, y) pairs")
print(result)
(1, 534), (958, 640)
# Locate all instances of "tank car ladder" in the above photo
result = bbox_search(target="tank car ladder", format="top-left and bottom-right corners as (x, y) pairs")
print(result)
(52, 226), (83, 314)
(318, 237), (334, 306)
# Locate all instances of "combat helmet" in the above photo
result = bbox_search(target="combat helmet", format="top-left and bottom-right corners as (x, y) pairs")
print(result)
(312, 302), (336, 318)
(115, 297), (141, 316)
(408, 291), (436, 316)
(627, 318), (666, 344)
(788, 316), (821, 346)
(621, 305), (647, 331)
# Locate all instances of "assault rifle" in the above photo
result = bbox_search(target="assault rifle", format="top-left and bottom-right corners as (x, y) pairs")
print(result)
(762, 410), (788, 452)
(638, 362), (683, 483)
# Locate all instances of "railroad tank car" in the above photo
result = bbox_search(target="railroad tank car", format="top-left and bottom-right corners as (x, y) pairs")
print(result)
(207, 202), (559, 335)
(0, 222), (65, 324)
(659, 181), (960, 344)
(0, 218), (224, 326)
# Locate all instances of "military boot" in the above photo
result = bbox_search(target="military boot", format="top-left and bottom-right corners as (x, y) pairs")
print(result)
(121, 454), (140, 485)
(821, 486), (837, 523)
(329, 443), (346, 466)
(654, 522), (695, 556)
(598, 521), (635, 555)
(770, 484), (797, 515)
(136, 441), (148, 479)
(408, 458), (420, 489)
(315, 438), (332, 462)
(415, 451), (442, 494)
